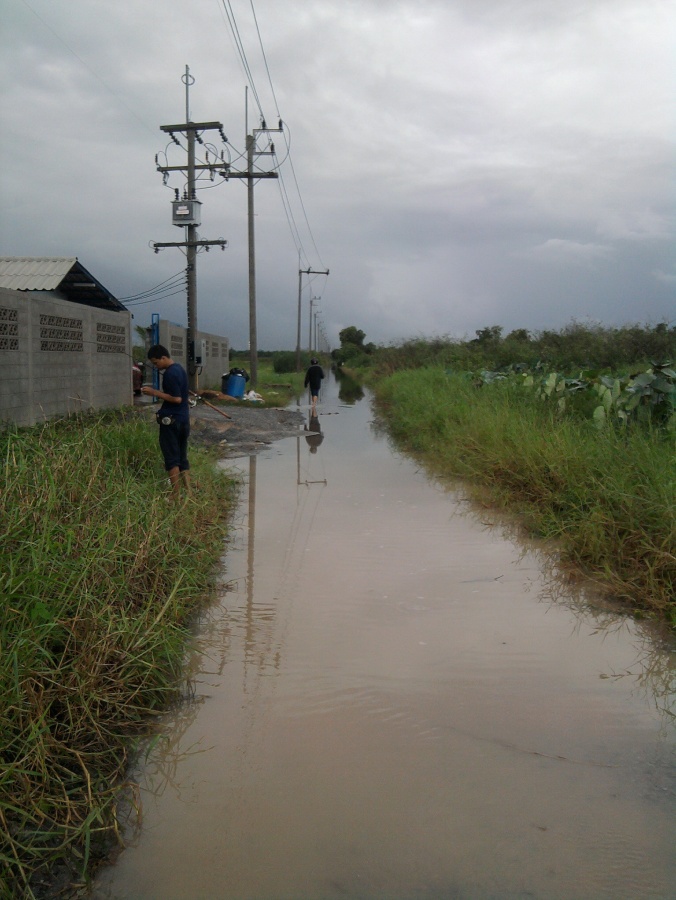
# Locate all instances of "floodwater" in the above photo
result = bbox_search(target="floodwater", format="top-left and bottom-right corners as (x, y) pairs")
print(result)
(93, 373), (675, 900)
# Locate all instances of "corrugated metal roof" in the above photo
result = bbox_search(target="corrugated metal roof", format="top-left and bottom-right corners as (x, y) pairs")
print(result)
(0, 257), (78, 291)
(0, 257), (127, 311)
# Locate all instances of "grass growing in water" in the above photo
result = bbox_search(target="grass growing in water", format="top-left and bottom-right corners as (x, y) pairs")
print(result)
(0, 411), (237, 897)
(374, 367), (675, 621)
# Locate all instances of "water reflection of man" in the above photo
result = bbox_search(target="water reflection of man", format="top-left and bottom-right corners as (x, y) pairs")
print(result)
(304, 412), (324, 453)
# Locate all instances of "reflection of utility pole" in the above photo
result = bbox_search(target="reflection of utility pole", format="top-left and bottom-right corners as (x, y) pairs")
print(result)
(296, 431), (328, 486)
(152, 67), (228, 393)
(247, 453), (256, 612)
(296, 267), (329, 371)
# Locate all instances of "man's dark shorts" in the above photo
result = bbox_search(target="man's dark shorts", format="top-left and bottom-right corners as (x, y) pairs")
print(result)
(158, 420), (190, 471)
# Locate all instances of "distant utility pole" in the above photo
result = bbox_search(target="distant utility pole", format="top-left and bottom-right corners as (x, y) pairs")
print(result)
(296, 267), (329, 372)
(243, 119), (280, 387)
(210, 97), (279, 387)
(308, 296), (320, 352)
(152, 66), (227, 392)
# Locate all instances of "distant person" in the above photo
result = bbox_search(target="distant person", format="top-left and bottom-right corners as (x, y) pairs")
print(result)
(304, 357), (324, 413)
(141, 344), (191, 499)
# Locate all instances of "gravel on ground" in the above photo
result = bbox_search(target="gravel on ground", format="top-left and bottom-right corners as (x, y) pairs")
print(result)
(135, 399), (305, 458)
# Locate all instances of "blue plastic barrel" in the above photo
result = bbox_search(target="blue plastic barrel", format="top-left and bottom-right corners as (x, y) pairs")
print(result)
(225, 373), (246, 398)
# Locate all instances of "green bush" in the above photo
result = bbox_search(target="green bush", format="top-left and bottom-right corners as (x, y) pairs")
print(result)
(273, 351), (311, 374)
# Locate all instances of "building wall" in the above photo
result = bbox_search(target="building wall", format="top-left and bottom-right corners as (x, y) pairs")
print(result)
(0, 287), (132, 427)
(157, 320), (229, 390)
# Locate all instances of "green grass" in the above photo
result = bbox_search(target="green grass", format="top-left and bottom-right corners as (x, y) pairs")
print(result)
(374, 367), (675, 622)
(0, 410), (238, 897)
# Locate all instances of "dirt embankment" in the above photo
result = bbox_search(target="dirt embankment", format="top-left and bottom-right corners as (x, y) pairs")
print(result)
(185, 402), (305, 457)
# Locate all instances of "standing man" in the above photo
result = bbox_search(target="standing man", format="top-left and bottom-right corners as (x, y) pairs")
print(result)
(304, 357), (324, 414)
(141, 344), (191, 499)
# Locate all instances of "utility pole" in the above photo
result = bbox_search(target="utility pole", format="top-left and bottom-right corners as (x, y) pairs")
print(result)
(152, 67), (227, 392)
(199, 96), (278, 388)
(296, 267), (329, 372)
(308, 296), (315, 353)
(309, 296), (321, 352)
(246, 133), (257, 385)
(241, 118), (281, 387)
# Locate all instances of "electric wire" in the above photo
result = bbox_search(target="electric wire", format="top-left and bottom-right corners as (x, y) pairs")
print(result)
(218, 0), (265, 120)
(248, 0), (281, 119)
(275, 164), (308, 264)
(214, 0), (328, 276)
(118, 271), (187, 302)
(278, 125), (328, 271)
(124, 288), (187, 307)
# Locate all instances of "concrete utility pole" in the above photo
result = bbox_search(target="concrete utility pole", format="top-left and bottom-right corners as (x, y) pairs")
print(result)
(246, 133), (257, 386)
(308, 296), (320, 352)
(296, 267), (329, 372)
(240, 120), (281, 387)
(152, 67), (227, 392)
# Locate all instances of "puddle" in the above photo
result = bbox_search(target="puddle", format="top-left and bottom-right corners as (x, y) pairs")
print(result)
(92, 375), (675, 899)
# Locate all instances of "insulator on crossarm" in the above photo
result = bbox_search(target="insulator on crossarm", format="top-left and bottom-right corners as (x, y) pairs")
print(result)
(278, 119), (282, 130)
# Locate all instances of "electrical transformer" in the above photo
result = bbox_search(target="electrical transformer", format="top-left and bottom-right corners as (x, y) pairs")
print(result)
(172, 199), (202, 227)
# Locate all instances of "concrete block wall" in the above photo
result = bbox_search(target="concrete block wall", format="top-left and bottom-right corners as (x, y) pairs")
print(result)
(157, 321), (229, 390)
(0, 287), (132, 427)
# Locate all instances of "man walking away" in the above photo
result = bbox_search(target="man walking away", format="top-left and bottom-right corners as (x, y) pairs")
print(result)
(141, 344), (191, 499)
(304, 357), (324, 414)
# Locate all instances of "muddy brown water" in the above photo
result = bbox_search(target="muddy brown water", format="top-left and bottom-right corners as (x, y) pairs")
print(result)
(92, 375), (674, 900)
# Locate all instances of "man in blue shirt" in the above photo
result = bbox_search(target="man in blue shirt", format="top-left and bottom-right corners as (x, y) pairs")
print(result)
(141, 344), (191, 499)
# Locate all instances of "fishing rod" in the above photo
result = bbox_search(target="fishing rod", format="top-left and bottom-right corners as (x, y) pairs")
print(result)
(189, 390), (232, 420)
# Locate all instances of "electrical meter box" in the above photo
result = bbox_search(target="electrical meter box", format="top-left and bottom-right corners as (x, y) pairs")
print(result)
(172, 199), (202, 227)
(190, 339), (207, 367)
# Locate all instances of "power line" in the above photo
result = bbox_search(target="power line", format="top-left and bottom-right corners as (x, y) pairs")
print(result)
(118, 270), (186, 302)
(248, 0), (281, 118)
(278, 127), (328, 271)
(124, 287), (187, 307)
(218, 0), (265, 119)
(214, 0), (328, 274)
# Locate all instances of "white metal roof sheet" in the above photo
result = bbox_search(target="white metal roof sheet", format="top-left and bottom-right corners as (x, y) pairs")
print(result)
(0, 257), (77, 291)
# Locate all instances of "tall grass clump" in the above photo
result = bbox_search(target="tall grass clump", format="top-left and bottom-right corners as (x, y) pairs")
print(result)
(0, 411), (237, 897)
(374, 368), (675, 621)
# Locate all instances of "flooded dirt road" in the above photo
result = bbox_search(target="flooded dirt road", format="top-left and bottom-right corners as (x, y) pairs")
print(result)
(93, 374), (675, 899)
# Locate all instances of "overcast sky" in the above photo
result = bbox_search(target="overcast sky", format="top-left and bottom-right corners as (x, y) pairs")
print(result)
(1, 0), (673, 350)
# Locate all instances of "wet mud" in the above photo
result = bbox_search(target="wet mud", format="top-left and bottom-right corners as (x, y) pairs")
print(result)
(94, 375), (675, 900)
